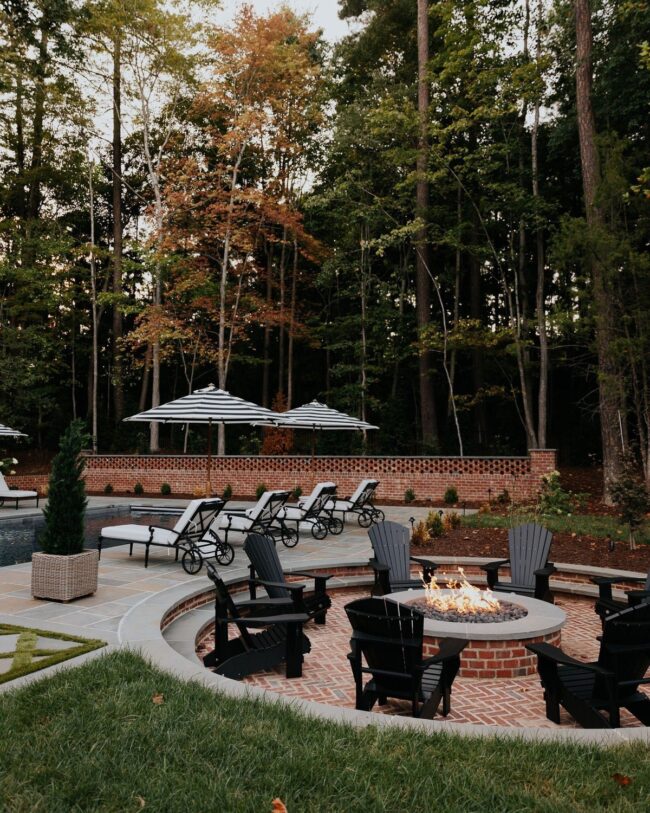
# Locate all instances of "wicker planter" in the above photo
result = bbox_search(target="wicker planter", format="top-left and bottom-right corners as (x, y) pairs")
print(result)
(31, 549), (99, 602)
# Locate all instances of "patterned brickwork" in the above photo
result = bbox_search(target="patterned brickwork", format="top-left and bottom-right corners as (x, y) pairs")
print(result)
(81, 449), (556, 502)
(197, 588), (648, 729)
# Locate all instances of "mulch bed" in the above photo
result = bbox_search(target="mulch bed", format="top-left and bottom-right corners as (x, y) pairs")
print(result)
(413, 527), (650, 572)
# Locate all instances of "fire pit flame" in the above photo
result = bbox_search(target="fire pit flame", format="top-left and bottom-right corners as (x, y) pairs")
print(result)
(422, 568), (501, 616)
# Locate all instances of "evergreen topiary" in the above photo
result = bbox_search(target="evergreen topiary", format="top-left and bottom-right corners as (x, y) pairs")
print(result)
(443, 486), (458, 505)
(255, 483), (267, 500)
(40, 421), (89, 556)
(222, 483), (233, 500)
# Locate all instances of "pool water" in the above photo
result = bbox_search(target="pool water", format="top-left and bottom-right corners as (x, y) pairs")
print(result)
(0, 508), (177, 567)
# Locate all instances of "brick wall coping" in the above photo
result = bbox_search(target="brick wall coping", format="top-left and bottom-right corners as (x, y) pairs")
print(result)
(84, 452), (555, 461)
(116, 555), (649, 745)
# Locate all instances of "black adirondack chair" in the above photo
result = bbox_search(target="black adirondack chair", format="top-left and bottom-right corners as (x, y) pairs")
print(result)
(481, 523), (555, 602)
(243, 533), (332, 625)
(344, 597), (467, 718)
(527, 600), (650, 728)
(202, 563), (310, 679)
(368, 521), (437, 596)
(593, 571), (650, 625)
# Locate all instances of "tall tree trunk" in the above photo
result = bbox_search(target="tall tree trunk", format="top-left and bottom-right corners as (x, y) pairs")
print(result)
(574, 0), (625, 498)
(287, 238), (298, 409)
(139, 345), (152, 412)
(262, 242), (273, 407)
(89, 163), (99, 454)
(532, 0), (548, 448)
(415, 0), (438, 451)
(27, 28), (48, 221)
(277, 225), (288, 396)
(112, 34), (124, 423)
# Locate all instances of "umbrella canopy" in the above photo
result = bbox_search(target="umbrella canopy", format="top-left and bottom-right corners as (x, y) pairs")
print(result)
(272, 400), (378, 431)
(124, 385), (279, 492)
(124, 385), (278, 426)
(0, 423), (27, 438)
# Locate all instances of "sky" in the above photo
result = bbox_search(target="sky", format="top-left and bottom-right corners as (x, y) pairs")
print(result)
(215, 1), (356, 42)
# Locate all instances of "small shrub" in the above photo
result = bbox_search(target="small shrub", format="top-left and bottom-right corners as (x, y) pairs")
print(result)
(134, 482), (144, 496)
(411, 521), (431, 547)
(478, 502), (492, 514)
(222, 483), (233, 500)
(103, 483), (113, 495)
(0, 457), (18, 475)
(292, 486), (302, 500)
(404, 488), (416, 504)
(609, 453), (650, 551)
(537, 471), (573, 516)
(425, 510), (445, 538)
(443, 486), (458, 505)
(496, 489), (511, 506)
(443, 512), (461, 532)
(160, 483), (171, 496)
(255, 483), (267, 500)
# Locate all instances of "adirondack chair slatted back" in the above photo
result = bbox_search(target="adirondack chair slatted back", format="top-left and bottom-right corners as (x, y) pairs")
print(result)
(251, 491), (290, 532)
(350, 479), (379, 509)
(595, 601), (650, 702)
(244, 533), (289, 599)
(173, 499), (224, 544)
(206, 565), (256, 652)
(508, 523), (553, 587)
(301, 483), (336, 519)
(369, 521), (411, 584)
(345, 597), (424, 694)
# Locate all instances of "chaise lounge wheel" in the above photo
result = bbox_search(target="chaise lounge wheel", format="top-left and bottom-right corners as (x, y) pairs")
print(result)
(328, 517), (344, 535)
(281, 528), (299, 548)
(358, 510), (373, 528)
(311, 521), (328, 540)
(371, 508), (385, 523)
(215, 542), (235, 566)
(181, 549), (203, 575)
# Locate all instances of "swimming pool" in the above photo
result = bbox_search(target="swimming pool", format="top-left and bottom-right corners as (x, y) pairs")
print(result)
(0, 507), (177, 567)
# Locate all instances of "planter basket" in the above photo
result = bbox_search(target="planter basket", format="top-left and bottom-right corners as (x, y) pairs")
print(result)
(31, 549), (99, 602)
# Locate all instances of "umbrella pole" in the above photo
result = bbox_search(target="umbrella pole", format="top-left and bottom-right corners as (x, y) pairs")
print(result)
(206, 419), (213, 496)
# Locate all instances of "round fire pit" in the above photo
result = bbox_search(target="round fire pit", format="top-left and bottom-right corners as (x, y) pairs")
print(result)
(407, 597), (528, 624)
(387, 589), (567, 679)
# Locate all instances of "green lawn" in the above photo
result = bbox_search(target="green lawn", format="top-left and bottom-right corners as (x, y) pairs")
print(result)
(0, 651), (648, 812)
(462, 511), (650, 543)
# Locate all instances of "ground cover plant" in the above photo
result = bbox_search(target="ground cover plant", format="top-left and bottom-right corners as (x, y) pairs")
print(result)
(0, 624), (104, 685)
(0, 651), (648, 812)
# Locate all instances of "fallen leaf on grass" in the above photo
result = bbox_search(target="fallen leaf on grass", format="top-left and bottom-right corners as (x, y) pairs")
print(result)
(612, 773), (632, 787)
(152, 693), (164, 705)
(135, 795), (146, 808)
(272, 799), (288, 812)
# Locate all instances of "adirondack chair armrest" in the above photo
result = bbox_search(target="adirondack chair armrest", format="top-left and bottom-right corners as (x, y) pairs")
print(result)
(591, 575), (646, 601)
(420, 638), (467, 666)
(626, 589), (650, 605)
(235, 597), (299, 612)
(291, 570), (333, 581)
(250, 578), (306, 593)
(481, 559), (509, 590)
(534, 563), (556, 577)
(228, 614), (309, 628)
(526, 643), (613, 677)
(410, 557), (438, 579)
(369, 559), (390, 573)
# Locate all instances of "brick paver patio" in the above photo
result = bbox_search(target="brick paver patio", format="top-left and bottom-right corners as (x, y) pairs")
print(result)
(198, 588), (648, 729)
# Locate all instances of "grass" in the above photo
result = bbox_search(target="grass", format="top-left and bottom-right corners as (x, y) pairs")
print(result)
(1, 651), (649, 812)
(0, 624), (105, 685)
(462, 512), (650, 544)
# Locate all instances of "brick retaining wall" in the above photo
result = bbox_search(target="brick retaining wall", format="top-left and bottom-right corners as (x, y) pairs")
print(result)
(80, 449), (556, 502)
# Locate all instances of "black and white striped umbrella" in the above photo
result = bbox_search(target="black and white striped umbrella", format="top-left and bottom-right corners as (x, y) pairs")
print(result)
(124, 385), (278, 426)
(0, 423), (27, 438)
(272, 400), (378, 431)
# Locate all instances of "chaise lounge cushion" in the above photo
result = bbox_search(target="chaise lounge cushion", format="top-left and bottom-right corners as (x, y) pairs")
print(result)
(98, 524), (177, 545)
(0, 472), (37, 500)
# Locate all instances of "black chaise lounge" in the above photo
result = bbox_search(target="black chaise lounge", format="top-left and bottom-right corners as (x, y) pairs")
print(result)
(481, 522), (555, 602)
(243, 532), (332, 625)
(344, 596), (467, 718)
(202, 563), (310, 679)
(99, 498), (229, 573)
(368, 520), (437, 596)
(527, 600), (650, 728)
(216, 490), (298, 548)
(593, 571), (650, 625)
(326, 479), (384, 527)
(280, 482), (342, 539)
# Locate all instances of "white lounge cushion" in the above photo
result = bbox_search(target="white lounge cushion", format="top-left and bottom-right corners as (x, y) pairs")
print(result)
(327, 498), (353, 512)
(0, 471), (37, 499)
(349, 478), (376, 503)
(217, 513), (253, 532)
(284, 482), (336, 515)
(99, 524), (177, 546)
(282, 506), (304, 521)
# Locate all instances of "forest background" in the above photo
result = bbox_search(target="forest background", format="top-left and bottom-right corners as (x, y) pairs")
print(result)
(0, 0), (648, 491)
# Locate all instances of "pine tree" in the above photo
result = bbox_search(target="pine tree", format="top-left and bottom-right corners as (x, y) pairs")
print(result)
(40, 421), (90, 556)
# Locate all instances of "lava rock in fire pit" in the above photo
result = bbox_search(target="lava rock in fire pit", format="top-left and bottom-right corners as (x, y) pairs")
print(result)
(408, 598), (528, 624)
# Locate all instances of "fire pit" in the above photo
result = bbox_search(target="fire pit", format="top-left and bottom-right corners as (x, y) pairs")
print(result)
(387, 572), (566, 679)
(408, 569), (528, 624)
